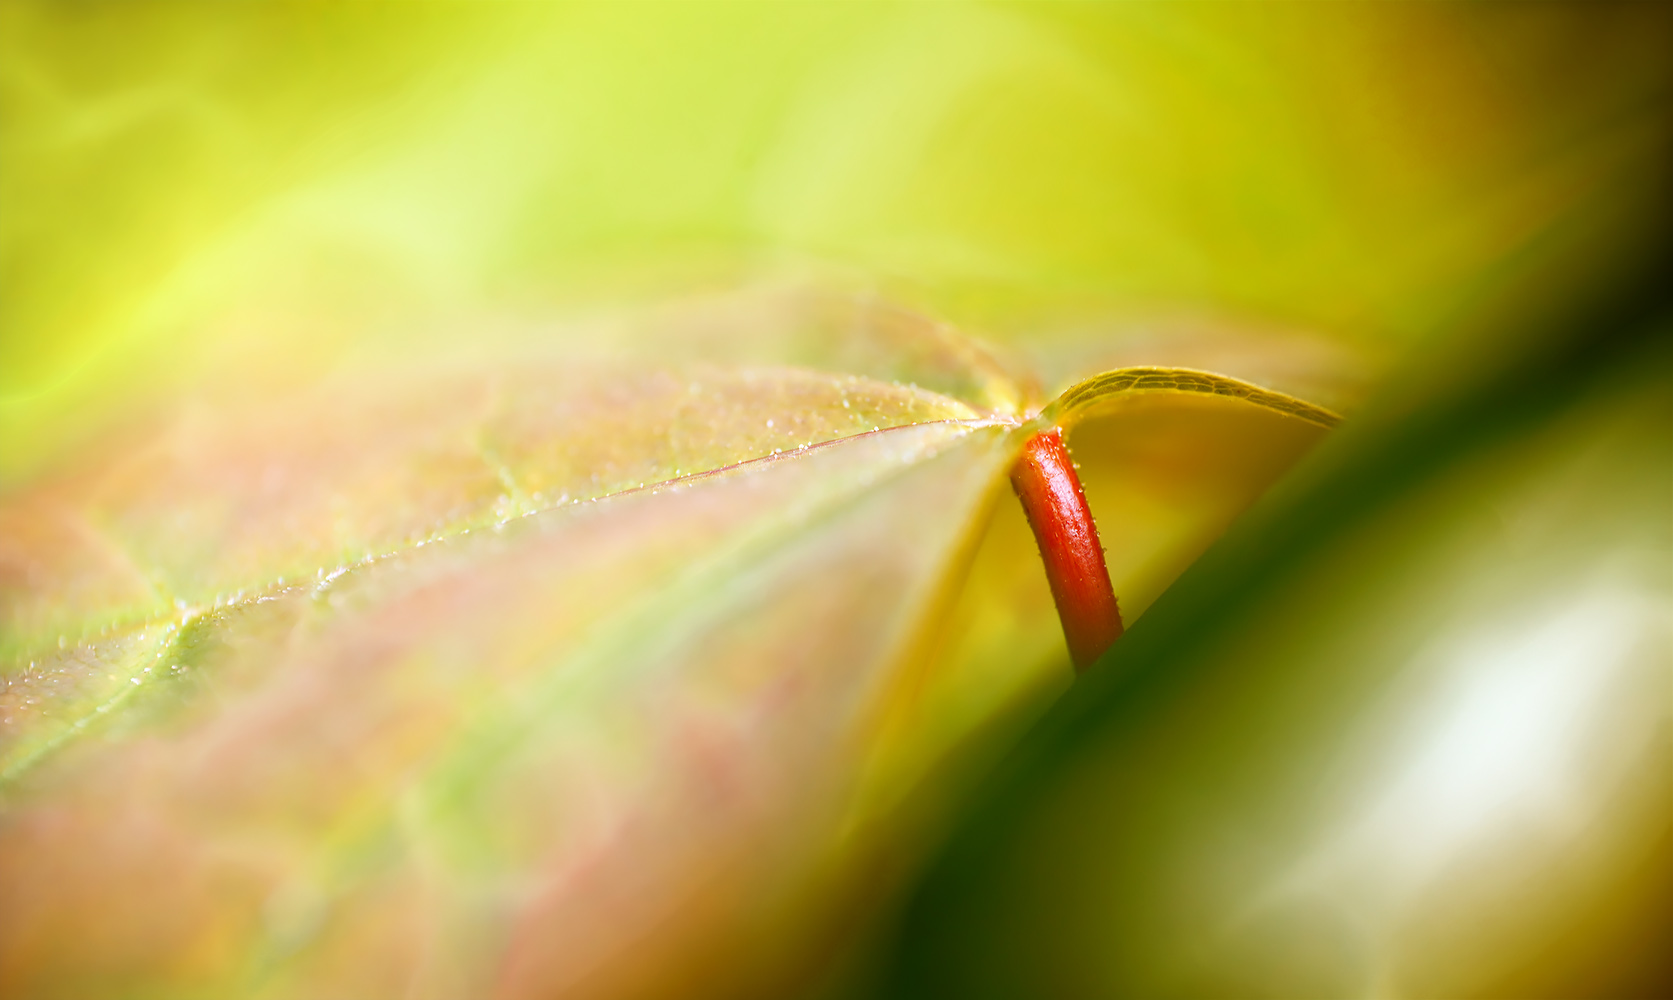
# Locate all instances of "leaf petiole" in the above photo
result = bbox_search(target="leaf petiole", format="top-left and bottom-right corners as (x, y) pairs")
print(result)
(1011, 428), (1123, 672)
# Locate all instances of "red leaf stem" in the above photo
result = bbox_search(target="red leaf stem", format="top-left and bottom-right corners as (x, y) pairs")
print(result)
(1010, 428), (1123, 672)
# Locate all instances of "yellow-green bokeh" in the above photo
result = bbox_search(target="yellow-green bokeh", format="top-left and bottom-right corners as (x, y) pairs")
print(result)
(4, 1), (1670, 481)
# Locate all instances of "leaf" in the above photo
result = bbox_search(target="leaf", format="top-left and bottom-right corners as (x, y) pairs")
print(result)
(0, 291), (1341, 997)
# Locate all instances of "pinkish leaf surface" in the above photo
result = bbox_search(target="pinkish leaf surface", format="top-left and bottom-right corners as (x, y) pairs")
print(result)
(1, 293), (1341, 998)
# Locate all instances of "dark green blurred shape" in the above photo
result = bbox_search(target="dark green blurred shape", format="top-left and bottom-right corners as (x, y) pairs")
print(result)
(879, 257), (1673, 997)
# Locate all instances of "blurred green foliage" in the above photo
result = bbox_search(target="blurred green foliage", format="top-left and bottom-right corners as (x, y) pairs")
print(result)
(878, 271), (1672, 996)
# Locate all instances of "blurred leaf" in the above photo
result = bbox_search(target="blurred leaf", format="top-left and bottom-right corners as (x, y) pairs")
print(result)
(880, 293), (1673, 997)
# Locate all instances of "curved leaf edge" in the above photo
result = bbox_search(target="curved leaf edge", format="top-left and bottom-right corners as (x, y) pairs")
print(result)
(1041, 367), (1344, 431)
